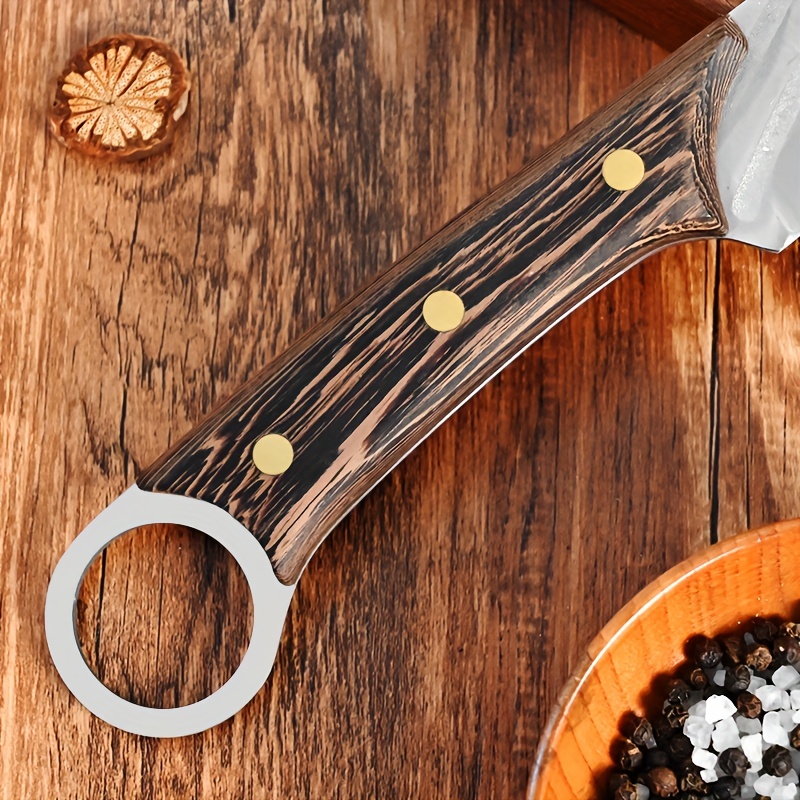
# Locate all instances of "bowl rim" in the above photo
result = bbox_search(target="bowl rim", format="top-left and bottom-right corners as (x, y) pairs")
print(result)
(526, 518), (800, 800)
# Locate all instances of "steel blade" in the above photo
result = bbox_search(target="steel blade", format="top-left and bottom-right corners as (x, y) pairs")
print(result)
(717, 0), (800, 251)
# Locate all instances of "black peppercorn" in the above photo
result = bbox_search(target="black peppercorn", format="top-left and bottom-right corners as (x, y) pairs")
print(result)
(613, 776), (638, 800)
(665, 733), (692, 760)
(745, 642), (773, 672)
(665, 678), (691, 706)
(758, 665), (778, 682)
(736, 691), (762, 719)
(680, 768), (708, 794)
(721, 635), (744, 664)
(717, 747), (749, 780)
(693, 636), (723, 669)
(702, 684), (719, 700)
(644, 748), (670, 769)
(671, 754), (696, 776)
(645, 766), (678, 798)
(688, 667), (709, 690)
(662, 701), (688, 729)
(791, 723), (800, 750)
(724, 663), (751, 693)
(780, 621), (800, 639)
(774, 635), (800, 666)
(619, 739), (643, 771)
(763, 744), (793, 777)
(754, 617), (779, 642)
(608, 773), (627, 793)
(631, 716), (657, 750)
(712, 775), (741, 799)
(652, 714), (676, 745)
(610, 773), (636, 799)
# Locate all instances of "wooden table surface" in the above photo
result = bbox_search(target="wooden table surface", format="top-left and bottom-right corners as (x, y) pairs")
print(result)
(1, 0), (799, 797)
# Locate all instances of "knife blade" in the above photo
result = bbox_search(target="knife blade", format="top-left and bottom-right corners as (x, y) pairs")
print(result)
(45, 0), (799, 737)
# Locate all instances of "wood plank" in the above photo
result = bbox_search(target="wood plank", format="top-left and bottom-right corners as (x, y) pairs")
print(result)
(714, 240), (800, 537)
(1, 1), (798, 798)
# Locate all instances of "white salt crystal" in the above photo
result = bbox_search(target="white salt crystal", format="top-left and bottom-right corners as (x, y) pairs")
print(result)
(740, 787), (756, 800)
(774, 666), (800, 690)
(776, 786), (798, 800)
(783, 691), (794, 710)
(693, 747), (719, 770)
(700, 767), (718, 784)
(742, 733), (764, 763)
(713, 669), (727, 687)
(706, 694), (738, 722)
(785, 769), (799, 785)
(763, 711), (791, 746)
(713, 716), (743, 752)
(744, 769), (758, 786)
(749, 675), (768, 693)
(790, 690), (800, 710)
(737, 716), (762, 734)
(635, 784), (650, 800)
(754, 774), (780, 796)
(792, 709), (800, 724)
(780, 709), (796, 730)
(715, 715), (740, 735)
(685, 717), (713, 749)
(688, 700), (707, 719)
(757, 684), (785, 712)
(745, 769), (760, 787)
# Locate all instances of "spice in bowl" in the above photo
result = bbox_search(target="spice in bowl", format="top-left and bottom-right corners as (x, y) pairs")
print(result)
(609, 618), (800, 800)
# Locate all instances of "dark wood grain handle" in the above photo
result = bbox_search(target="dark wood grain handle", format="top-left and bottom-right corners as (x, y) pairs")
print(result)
(139, 18), (747, 585)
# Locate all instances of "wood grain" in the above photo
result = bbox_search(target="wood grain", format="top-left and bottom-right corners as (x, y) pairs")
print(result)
(529, 519), (800, 800)
(1, 1), (799, 798)
(589, 0), (741, 51)
(140, 18), (746, 584)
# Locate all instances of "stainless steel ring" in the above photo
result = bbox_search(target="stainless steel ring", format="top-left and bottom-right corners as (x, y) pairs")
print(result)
(45, 485), (295, 737)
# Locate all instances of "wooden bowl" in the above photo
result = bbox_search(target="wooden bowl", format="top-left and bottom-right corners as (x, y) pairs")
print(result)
(528, 519), (800, 800)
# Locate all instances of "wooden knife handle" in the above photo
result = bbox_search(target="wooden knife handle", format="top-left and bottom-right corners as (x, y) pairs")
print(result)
(139, 18), (746, 585)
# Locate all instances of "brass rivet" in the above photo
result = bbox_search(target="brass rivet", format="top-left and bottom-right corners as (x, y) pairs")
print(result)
(252, 434), (294, 476)
(602, 149), (646, 192)
(422, 290), (465, 332)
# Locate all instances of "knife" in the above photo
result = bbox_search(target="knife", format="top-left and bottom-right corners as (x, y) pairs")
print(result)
(45, 0), (800, 738)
